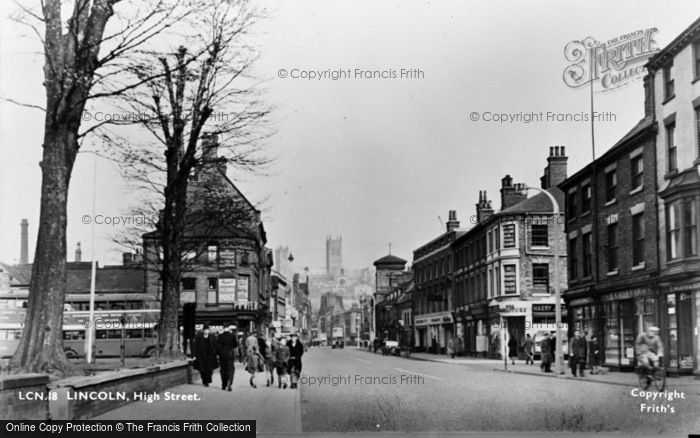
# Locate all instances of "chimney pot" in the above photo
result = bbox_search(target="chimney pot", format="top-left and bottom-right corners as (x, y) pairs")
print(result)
(561, 146), (566, 156)
(549, 146), (554, 156)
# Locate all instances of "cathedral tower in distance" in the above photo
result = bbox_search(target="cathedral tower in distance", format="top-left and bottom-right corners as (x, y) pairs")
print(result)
(325, 235), (342, 278)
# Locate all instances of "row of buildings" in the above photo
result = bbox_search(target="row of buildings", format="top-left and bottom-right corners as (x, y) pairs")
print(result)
(368, 17), (700, 375)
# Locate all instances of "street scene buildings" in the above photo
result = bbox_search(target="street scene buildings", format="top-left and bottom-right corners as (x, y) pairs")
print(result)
(1, 2), (700, 434)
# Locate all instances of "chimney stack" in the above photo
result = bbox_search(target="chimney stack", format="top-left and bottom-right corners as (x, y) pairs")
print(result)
(20, 219), (28, 265)
(75, 242), (82, 262)
(541, 145), (568, 189)
(475, 191), (495, 223)
(500, 175), (527, 210)
(643, 74), (655, 118)
(122, 252), (133, 266)
(446, 210), (460, 232)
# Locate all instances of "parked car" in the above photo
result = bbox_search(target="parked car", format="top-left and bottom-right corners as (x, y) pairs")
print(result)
(532, 331), (569, 359)
(382, 340), (400, 356)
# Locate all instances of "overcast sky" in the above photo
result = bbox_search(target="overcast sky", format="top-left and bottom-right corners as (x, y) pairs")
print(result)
(1, 1), (699, 273)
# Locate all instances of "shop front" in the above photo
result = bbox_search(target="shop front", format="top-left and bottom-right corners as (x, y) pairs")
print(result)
(598, 287), (656, 371)
(660, 281), (698, 374)
(414, 312), (453, 354)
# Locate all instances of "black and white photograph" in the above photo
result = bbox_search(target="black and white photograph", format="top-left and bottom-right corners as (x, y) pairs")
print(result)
(1, 1), (700, 436)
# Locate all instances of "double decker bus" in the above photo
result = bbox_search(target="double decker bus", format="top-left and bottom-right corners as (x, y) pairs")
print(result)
(0, 292), (159, 359)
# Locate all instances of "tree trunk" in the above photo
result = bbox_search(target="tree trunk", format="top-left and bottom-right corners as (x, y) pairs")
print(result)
(9, 126), (77, 375)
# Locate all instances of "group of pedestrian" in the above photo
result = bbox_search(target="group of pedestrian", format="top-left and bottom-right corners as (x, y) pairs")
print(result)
(192, 325), (304, 391)
(446, 336), (464, 358)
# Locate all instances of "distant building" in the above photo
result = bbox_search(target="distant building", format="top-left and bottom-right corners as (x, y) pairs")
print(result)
(326, 235), (343, 278)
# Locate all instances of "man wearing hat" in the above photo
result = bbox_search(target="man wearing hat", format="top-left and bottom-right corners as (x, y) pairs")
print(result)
(635, 326), (664, 372)
(287, 332), (305, 389)
(193, 325), (218, 387)
(217, 325), (238, 391)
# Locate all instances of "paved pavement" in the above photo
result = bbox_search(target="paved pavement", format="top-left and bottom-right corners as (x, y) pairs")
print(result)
(94, 362), (301, 433)
(403, 350), (700, 390)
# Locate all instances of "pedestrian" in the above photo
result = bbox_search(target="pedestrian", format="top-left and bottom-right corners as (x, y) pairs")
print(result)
(447, 338), (455, 358)
(523, 334), (534, 365)
(246, 331), (260, 355)
(507, 332), (518, 365)
(569, 330), (588, 377)
(193, 325), (219, 387)
(216, 325), (238, 391)
(287, 333), (305, 389)
(540, 333), (553, 372)
(431, 335), (438, 354)
(455, 336), (464, 357)
(262, 337), (275, 386)
(245, 345), (265, 388)
(274, 336), (290, 389)
(588, 335), (600, 374)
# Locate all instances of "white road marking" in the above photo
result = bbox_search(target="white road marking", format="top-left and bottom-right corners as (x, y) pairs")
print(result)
(394, 367), (445, 381)
(356, 358), (371, 364)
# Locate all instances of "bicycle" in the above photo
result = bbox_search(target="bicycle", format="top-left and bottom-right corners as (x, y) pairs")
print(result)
(637, 360), (666, 391)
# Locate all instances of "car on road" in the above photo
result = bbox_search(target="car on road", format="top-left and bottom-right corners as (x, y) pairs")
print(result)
(332, 338), (344, 349)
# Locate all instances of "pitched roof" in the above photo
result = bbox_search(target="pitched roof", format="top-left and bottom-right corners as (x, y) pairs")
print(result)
(0, 262), (143, 293)
(499, 186), (565, 215)
(0, 262), (32, 285)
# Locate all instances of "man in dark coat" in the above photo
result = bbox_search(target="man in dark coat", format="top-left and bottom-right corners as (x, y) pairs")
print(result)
(287, 333), (304, 389)
(193, 326), (218, 387)
(217, 325), (238, 391)
(507, 333), (518, 365)
(540, 333), (553, 372)
(569, 330), (588, 377)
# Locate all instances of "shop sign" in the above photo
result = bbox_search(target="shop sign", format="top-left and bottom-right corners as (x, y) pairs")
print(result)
(498, 303), (527, 315)
(601, 288), (649, 302)
(414, 317), (429, 326)
(667, 282), (700, 293)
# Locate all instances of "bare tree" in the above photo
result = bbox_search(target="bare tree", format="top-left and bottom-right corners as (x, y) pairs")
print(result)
(102, 0), (272, 358)
(8, 0), (193, 375)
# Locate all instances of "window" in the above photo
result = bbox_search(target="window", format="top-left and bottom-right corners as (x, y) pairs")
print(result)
(631, 155), (643, 190)
(667, 200), (681, 260)
(182, 277), (196, 290)
(240, 251), (249, 266)
(605, 170), (617, 202)
(567, 190), (577, 217)
(696, 106), (700, 158)
(694, 40), (700, 79)
(487, 230), (493, 253)
(632, 213), (645, 266)
(503, 265), (516, 295)
(531, 224), (548, 247)
(683, 200), (697, 257)
(582, 233), (592, 277)
(607, 222), (618, 272)
(663, 63), (674, 100)
(503, 224), (516, 248)
(569, 237), (578, 280)
(207, 278), (218, 304)
(494, 266), (500, 295)
(581, 184), (592, 213)
(667, 122), (677, 172)
(532, 263), (549, 292)
(207, 245), (218, 263)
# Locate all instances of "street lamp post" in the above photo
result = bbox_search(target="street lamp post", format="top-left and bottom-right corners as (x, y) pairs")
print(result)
(521, 185), (564, 375)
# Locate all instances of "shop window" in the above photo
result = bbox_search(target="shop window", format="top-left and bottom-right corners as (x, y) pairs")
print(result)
(607, 223), (618, 272)
(632, 213), (645, 266)
(207, 278), (218, 305)
(631, 155), (643, 190)
(531, 224), (548, 247)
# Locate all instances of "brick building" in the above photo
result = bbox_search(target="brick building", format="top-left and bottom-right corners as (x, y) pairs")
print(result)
(560, 116), (658, 370)
(453, 148), (568, 359)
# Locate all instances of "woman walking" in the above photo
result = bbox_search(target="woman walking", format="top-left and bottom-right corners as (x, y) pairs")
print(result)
(245, 345), (265, 388)
(507, 332), (518, 365)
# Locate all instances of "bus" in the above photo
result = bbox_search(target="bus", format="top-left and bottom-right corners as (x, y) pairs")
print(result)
(0, 291), (159, 359)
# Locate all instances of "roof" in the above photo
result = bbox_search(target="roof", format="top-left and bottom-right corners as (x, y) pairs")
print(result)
(560, 117), (655, 189)
(0, 262), (143, 293)
(0, 263), (32, 285)
(646, 17), (700, 72)
(498, 186), (565, 215)
(373, 254), (407, 266)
